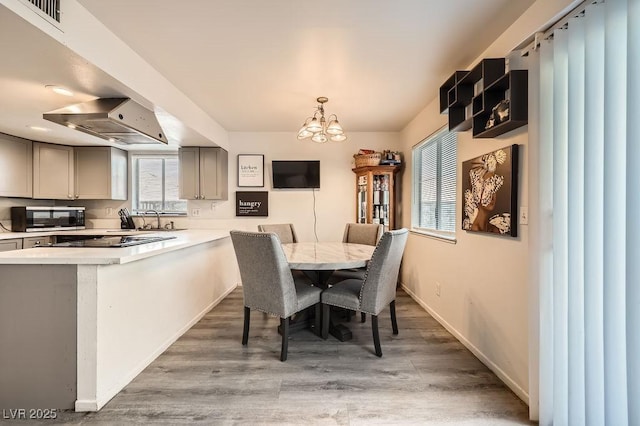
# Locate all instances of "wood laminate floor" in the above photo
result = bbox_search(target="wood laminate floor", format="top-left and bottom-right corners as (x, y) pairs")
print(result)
(51, 288), (531, 425)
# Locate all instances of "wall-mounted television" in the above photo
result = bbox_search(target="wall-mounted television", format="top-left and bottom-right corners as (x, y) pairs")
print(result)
(272, 160), (320, 189)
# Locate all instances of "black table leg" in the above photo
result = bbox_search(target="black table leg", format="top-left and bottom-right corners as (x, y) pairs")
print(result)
(281, 269), (354, 341)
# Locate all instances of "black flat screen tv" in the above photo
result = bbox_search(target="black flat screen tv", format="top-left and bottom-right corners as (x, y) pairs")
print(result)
(272, 160), (320, 189)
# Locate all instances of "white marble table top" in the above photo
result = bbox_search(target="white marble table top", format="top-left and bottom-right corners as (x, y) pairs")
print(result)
(282, 242), (375, 270)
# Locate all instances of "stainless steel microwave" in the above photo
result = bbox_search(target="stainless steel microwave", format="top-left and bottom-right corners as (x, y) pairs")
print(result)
(11, 206), (86, 232)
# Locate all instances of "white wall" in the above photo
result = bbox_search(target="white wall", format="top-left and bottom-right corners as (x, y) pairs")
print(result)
(185, 131), (402, 241)
(398, 0), (580, 412)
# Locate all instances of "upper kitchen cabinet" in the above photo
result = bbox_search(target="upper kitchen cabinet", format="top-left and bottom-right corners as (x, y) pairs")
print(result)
(33, 142), (128, 201)
(75, 147), (127, 200)
(33, 142), (75, 200)
(0, 134), (32, 198)
(179, 147), (228, 200)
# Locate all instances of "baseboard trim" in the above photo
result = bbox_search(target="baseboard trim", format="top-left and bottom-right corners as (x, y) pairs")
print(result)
(75, 399), (98, 412)
(400, 283), (529, 405)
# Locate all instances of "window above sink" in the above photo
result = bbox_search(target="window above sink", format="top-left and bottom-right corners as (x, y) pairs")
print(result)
(131, 154), (187, 215)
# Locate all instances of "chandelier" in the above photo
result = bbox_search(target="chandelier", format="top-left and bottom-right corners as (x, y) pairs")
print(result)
(297, 97), (347, 143)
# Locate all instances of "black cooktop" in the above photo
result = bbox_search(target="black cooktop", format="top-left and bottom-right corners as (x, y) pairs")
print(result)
(51, 235), (176, 248)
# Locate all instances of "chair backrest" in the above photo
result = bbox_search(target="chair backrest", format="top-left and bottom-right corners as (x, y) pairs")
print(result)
(230, 231), (298, 318)
(342, 223), (384, 246)
(359, 228), (409, 315)
(257, 223), (298, 244)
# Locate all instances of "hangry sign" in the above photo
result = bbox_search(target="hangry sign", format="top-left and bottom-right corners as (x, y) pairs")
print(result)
(235, 191), (268, 216)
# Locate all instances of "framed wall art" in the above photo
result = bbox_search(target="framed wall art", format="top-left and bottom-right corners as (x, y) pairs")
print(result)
(462, 144), (519, 237)
(235, 191), (268, 217)
(237, 154), (264, 187)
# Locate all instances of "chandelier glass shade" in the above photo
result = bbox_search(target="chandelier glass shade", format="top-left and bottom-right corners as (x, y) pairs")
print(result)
(297, 97), (347, 143)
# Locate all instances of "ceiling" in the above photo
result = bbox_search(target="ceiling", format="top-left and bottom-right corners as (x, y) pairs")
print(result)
(0, 0), (535, 147)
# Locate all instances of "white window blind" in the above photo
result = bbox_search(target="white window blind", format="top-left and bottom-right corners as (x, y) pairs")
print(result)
(132, 155), (187, 214)
(412, 128), (457, 235)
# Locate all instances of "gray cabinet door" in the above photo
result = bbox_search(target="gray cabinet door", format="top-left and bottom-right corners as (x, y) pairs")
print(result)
(179, 147), (228, 201)
(0, 134), (32, 198)
(33, 142), (75, 200)
(179, 147), (201, 200)
(0, 239), (23, 252)
(22, 236), (52, 249)
(75, 147), (127, 200)
(199, 148), (228, 200)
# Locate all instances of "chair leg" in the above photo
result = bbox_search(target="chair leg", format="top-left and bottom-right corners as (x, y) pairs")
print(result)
(322, 304), (330, 340)
(280, 317), (289, 362)
(361, 312), (366, 323)
(390, 300), (399, 335)
(372, 314), (382, 357)
(242, 306), (250, 345)
(314, 304), (321, 337)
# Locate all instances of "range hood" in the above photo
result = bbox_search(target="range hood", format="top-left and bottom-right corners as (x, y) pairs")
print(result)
(43, 98), (168, 145)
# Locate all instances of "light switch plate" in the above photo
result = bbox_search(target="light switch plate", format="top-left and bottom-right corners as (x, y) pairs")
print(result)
(519, 206), (528, 225)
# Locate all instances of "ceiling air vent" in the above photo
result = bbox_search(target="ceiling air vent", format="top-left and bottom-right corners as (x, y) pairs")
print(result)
(26, 0), (60, 22)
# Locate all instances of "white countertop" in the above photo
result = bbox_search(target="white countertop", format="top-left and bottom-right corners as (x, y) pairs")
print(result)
(0, 228), (143, 240)
(0, 229), (230, 265)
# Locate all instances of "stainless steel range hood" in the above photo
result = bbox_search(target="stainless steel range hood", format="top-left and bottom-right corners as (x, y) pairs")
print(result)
(43, 98), (168, 145)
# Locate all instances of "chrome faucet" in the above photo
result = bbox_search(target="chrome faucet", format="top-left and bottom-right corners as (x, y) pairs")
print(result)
(143, 210), (161, 230)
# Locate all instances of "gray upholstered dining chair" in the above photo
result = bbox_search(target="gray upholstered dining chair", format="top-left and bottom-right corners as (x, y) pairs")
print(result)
(342, 223), (384, 246)
(257, 223), (298, 244)
(321, 228), (408, 357)
(230, 230), (321, 361)
(328, 223), (384, 322)
(330, 223), (383, 280)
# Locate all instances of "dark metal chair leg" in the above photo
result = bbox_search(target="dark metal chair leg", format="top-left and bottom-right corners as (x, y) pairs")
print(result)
(361, 312), (366, 323)
(242, 306), (250, 345)
(372, 314), (382, 357)
(314, 303), (321, 337)
(280, 317), (289, 362)
(322, 304), (330, 340)
(390, 300), (399, 335)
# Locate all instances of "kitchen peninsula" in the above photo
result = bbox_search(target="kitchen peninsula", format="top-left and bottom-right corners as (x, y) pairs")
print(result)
(0, 230), (238, 412)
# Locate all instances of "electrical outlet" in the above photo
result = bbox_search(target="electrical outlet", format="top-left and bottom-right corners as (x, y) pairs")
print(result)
(211, 202), (216, 211)
(435, 282), (441, 297)
(192, 208), (200, 217)
(519, 206), (528, 225)
(105, 208), (113, 216)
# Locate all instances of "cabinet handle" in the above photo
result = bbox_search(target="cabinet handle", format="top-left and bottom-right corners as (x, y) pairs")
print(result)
(75, 195), (79, 199)
(195, 194), (199, 199)
(201, 195), (206, 199)
(68, 195), (73, 199)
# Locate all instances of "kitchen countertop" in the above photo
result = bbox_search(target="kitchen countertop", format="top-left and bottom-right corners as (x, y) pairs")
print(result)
(0, 228), (144, 240)
(0, 229), (230, 265)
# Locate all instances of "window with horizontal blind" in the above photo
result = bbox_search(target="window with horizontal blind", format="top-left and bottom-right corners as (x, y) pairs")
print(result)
(132, 154), (187, 214)
(412, 127), (457, 238)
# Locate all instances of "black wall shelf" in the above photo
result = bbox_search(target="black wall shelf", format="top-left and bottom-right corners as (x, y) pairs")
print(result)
(439, 58), (528, 138)
(439, 71), (469, 113)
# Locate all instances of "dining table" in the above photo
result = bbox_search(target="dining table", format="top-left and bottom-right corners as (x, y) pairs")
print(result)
(281, 241), (376, 341)
(282, 241), (374, 283)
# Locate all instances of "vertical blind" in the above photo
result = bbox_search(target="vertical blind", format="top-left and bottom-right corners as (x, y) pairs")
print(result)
(536, 0), (639, 424)
(412, 128), (457, 233)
